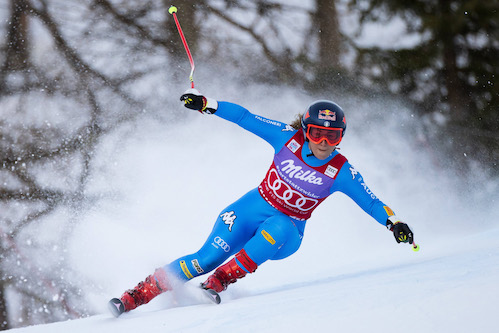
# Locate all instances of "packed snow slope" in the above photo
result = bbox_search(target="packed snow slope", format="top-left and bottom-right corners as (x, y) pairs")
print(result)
(11, 83), (499, 332)
(11, 228), (499, 333)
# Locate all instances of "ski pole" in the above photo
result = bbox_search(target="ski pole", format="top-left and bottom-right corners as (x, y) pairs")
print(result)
(169, 5), (195, 88)
(412, 242), (420, 252)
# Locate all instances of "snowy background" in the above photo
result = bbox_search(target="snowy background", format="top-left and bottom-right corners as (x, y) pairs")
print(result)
(8, 76), (499, 332)
(2, 0), (498, 331)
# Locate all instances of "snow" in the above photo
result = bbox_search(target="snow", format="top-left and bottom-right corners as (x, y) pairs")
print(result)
(9, 228), (499, 332)
(7, 82), (499, 332)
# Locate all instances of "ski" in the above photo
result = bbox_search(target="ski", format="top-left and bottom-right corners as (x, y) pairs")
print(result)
(108, 298), (125, 318)
(108, 286), (220, 318)
(200, 285), (221, 304)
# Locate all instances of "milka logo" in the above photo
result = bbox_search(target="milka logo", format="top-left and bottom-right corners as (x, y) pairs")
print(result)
(280, 159), (323, 185)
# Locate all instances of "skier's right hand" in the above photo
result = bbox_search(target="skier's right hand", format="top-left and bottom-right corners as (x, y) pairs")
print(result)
(386, 219), (414, 244)
(180, 89), (218, 114)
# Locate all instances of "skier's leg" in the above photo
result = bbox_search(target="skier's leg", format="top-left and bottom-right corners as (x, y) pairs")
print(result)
(108, 225), (238, 317)
(109, 191), (264, 316)
(109, 190), (274, 316)
(246, 215), (303, 264)
(202, 214), (303, 292)
(165, 189), (265, 281)
(201, 248), (258, 292)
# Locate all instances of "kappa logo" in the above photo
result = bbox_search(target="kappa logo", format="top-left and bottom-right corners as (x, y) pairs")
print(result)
(220, 211), (236, 232)
(349, 166), (358, 180)
(283, 124), (295, 132)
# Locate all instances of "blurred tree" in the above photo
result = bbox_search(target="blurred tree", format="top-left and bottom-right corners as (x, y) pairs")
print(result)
(0, 0), (104, 327)
(203, 0), (297, 81)
(0, 0), (181, 329)
(311, 0), (350, 90)
(3, 0), (30, 72)
(348, 0), (499, 170)
(316, 0), (341, 70)
(200, 0), (345, 86)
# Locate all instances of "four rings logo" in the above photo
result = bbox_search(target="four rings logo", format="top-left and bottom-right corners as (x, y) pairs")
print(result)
(267, 168), (318, 211)
(212, 236), (230, 252)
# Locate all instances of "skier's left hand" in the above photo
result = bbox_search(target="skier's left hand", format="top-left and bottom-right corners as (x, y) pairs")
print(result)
(386, 219), (414, 244)
(180, 89), (218, 114)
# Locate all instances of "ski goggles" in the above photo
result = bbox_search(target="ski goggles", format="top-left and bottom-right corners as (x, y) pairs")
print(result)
(306, 124), (343, 146)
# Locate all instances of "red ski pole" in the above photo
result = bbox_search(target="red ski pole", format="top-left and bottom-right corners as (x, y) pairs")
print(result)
(169, 5), (195, 88)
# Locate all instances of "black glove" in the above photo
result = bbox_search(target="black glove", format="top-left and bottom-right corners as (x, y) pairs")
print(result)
(180, 89), (218, 114)
(386, 219), (413, 244)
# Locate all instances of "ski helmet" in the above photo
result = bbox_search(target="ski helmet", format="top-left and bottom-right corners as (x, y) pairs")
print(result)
(301, 100), (347, 144)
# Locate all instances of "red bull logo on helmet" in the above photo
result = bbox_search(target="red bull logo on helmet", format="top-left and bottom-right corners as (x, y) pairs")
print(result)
(318, 109), (336, 121)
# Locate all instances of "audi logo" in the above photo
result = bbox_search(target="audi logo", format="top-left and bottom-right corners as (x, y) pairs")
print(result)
(213, 236), (230, 252)
(267, 169), (318, 211)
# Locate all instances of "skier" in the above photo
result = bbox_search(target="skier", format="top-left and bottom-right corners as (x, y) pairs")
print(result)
(108, 89), (415, 317)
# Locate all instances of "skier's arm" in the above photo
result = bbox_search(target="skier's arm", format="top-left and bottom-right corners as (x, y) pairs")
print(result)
(333, 162), (394, 225)
(180, 90), (293, 149)
(333, 163), (414, 244)
(215, 102), (293, 146)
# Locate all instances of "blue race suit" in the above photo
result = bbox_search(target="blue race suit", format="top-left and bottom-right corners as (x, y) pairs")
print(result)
(165, 102), (396, 280)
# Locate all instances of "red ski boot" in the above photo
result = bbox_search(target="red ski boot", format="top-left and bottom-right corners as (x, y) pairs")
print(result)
(108, 268), (170, 317)
(201, 249), (258, 293)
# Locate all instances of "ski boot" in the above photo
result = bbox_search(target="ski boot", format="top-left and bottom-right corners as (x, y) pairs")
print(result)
(108, 267), (170, 317)
(201, 249), (257, 293)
